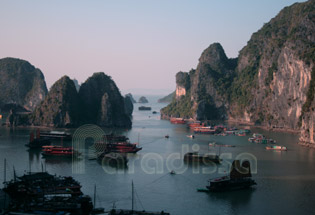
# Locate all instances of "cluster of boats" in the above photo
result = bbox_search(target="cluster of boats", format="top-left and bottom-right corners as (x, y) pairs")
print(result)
(248, 133), (287, 151)
(169, 118), (251, 136)
(2, 171), (93, 215)
(26, 130), (143, 168)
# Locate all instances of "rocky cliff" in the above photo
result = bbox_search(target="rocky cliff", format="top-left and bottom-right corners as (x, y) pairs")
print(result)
(79, 72), (131, 128)
(125, 93), (136, 103)
(0, 58), (47, 111)
(31, 76), (80, 127)
(124, 96), (134, 117)
(161, 0), (314, 144)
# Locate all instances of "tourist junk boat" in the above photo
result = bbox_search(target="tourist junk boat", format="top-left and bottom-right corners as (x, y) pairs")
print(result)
(204, 160), (256, 192)
(25, 129), (51, 148)
(41, 145), (80, 157)
(3, 171), (93, 215)
(184, 152), (221, 164)
(187, 121), (204, 129)
(95, 134), (142, 154)
(266, 145), (287, 151)
(40, 130), (72, 141)
(170, 117), (186, 124)
(108, 181), (170, 215)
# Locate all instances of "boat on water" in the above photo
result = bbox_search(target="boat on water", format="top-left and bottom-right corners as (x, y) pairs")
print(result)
(108, 181), (170, 215)
(188, 121), (204, 128)
(40, 130), (72, 141)
(266, 145), (287, 151)
(194, 126), (217, 134)
(204, 160), (256, 192)
(25, 130), (51, 148)
(94, 134), (142, 154)
(170, 117), (186, 124)
(41, 145), (80, 157)
(209, 142), (235, 147)
(138, 106), (152, 111)
(184, 152), (221, 164)
(3, 171), (93, 215)
(187, 134), (195, 138)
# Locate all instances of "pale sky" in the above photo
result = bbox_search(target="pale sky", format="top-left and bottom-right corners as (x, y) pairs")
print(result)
(0, 0), (306, 95)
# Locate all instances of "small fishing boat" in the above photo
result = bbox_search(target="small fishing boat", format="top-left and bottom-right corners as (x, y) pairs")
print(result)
(165, 134), (170, 138)
(187, 134), (195, 139)
(266, 145), (287, 151)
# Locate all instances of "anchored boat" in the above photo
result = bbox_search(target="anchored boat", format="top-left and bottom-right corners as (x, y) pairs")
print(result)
(205, 160), (256, 192)
(184, 152), (221, 164)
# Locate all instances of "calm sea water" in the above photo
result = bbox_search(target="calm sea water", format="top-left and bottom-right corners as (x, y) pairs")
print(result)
(1, 95), (315, 215)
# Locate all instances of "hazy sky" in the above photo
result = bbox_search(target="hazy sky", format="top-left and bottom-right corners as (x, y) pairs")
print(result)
(0, 0), (306, 95)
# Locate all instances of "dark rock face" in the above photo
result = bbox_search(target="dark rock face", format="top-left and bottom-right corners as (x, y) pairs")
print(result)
(138, 96), (148, 103)
(0, 58), (47, 111)
(124, 96), (134, 117)
(72, 79), (80, 92)
(125, 93), (136, 103)
(31, 76), (80, 127)
(79, 72), (131, 128)
(161, 0), (314, 145)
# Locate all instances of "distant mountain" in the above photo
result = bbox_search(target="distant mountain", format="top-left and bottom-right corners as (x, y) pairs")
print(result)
(161, 0), (315, 145)
(0, 57), (47, 111)
(158, 91), (175, 103)
(138, 96), (149, 103)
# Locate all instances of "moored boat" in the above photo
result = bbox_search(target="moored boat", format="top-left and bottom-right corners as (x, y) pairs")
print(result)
(170, 117), (186, 124)
(184, 152), (221, 164)
(41, 145), (80, 157)
(266, 145), (287, 151)
(40, 130), (72, 141)
(194, 126), (217, 134)
(205, 160), (256, 192)
(26, 130), (51, 148)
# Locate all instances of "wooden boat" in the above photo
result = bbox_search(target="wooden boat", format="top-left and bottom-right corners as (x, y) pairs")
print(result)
(205, 160), (256, 192)
(194, 126), (217, 134)
(170, 117), (186, 124)
(188, 121), (204, 128)
(94, 134), (142, 154)
(41, 146), (80, 157)
(40, 130), (72, 140)
(184, 152), (221, 164)
(266, 145), (287, 151)
(26, 130), (51, 148)
(187, 134), (195, 138)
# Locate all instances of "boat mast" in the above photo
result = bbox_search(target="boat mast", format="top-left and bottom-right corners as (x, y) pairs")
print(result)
(132, 180), (134, 213)
(3, 158), (6, 183)
(94, 184), (96, 209)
